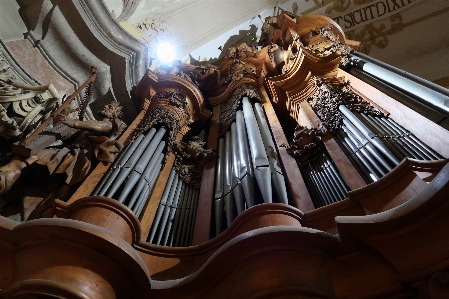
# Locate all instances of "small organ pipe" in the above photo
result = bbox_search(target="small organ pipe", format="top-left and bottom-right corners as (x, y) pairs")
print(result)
(117, 128), (166, 203)
(159, 179), (183, 246)
(242, 97), (272, 203)
(230, 122), (245, 214)
(95, 134), (145, 196)
(186, 188), (199, 246)
(171, 184), (188, 246)
(153, 174), (179, 244)
(342, 119), (392, 173)
(134, 152), (164, 216)
(236, 111), (256, 208)
(179, 185), (192, 247)
(318, 154), (346, 199)
(214, 138), (225, 236)
(385, 118), (441, 159)
(175, 184), (190, 247)
(340, 106), (400, 166)
(148, 167), (176, 243)
(223, 131), (236, 226)
(170, 183), (188, 247)
(126, 142), (165, 208)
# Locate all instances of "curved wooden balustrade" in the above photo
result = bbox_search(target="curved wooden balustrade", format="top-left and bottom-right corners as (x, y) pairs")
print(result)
(1, 158), (448, 298)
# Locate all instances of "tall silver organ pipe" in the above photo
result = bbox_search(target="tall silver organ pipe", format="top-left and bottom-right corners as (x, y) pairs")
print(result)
(242, 97), (272, 203)
(92, 126), (167, 216)
(334, 109), (443, 183)
(148, 165), (200, 247)
(351, 56), (449, 117)
(213, 97), (290, 235)
(253, 103), (289, 205)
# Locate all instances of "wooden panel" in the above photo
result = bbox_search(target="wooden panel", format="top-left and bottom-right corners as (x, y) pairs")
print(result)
(259, 86), (315, 212)
(192, 105), (220, 245)
(299, 101), (366, 191)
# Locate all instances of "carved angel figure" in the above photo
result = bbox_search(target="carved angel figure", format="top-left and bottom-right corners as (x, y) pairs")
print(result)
(0, 102), (126, 195)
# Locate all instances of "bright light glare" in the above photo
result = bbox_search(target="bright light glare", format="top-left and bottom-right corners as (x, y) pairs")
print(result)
(156, 42), (176, 64)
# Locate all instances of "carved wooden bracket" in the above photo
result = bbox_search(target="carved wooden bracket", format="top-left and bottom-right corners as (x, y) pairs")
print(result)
(172, 136), (215, 188)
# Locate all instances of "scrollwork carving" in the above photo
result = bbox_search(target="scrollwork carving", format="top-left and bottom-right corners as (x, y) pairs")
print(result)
(172, 136), (215, 188)
(0, 52), (61, 140)
(307, 76), (383, 131)
(219, 85), (261, 135)
(286, 124), (327, 166)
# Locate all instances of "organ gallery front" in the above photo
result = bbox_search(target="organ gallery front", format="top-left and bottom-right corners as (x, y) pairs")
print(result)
(1, 12), (449, 299)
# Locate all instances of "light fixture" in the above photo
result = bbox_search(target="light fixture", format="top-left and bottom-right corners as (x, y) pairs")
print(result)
(156, 42), (176, 64)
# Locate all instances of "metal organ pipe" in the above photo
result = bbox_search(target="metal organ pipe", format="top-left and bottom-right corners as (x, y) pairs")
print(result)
(241, 97), (272, 203)
(253, 103), (289, 205)
(334, 109), (443, 184)
(212, 96), (293, 234)
(236, 111), (256, 208)
(148, 167), (176, 244)
(147, 168), (200, 247)
(214, 138), (225, 236)
(230, 122), (246, 214)
(223, 131), (236, 226)
(106, 127), (157, 198)
(117, 127), (166, 203)
(93, 134), (145, 196)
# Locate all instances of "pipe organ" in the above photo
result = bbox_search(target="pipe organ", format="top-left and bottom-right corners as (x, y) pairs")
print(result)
(2, 12), (449, 299)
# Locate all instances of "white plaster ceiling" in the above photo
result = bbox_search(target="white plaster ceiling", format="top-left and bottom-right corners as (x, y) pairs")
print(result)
(103, 0), (449, 82)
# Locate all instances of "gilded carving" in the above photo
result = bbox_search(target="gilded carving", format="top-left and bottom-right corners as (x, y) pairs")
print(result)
(286, 124), (327, 166)
(302, 25), (353, 67)
(307, 76), (383, 130)
(259, 16), (278, 48)
(223, 59), (257, 85)
(282, 43), (301, 74)
(173, 136), (215, 188)
(219, 85), (261, 135)
(132, 106), (180, 159)
(224, 43), (257, 59)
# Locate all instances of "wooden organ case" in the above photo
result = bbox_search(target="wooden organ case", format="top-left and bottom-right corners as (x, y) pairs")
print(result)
(1, 14), (449, 299)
